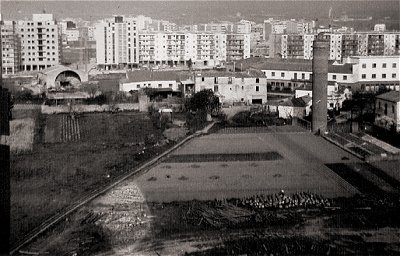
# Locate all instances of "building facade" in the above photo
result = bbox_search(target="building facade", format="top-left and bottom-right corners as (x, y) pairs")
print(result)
(277, 32), (400, 61)
(1, 20), (21, 74)
(17, 14), (61, 71)
(375, 91), (400, 132)
(95, 16), (139, 69)
(194, 71), (267, 104)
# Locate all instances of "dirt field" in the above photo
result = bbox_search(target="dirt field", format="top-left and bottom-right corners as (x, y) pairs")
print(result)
(15, 128), (400, 256)
(10, 111), (167, 246)
(135, 131), (359, 202)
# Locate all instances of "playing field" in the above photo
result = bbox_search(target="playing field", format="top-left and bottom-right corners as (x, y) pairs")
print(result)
(135, 131), (360, 202)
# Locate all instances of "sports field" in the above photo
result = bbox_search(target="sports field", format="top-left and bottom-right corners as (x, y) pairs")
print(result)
(135, 131), (360, 202)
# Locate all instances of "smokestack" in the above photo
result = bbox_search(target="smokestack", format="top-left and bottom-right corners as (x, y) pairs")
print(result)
(311, 33), (329, 134)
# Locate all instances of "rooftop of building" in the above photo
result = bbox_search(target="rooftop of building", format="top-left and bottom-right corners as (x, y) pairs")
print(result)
(232, 57), (354, 74)
(122, 70), (192, 83)
(376, 91), (400, 103)
(195, 70), (265, 78)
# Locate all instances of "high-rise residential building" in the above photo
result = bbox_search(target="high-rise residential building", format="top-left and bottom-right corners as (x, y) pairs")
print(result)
(235, 20), (252, 34)
(278, 32), (400, 61)
(95, 15), (139, 69)
(136, 32), (250, 67)
(17, 14), (60, 71)
(1, 20), (21, 74)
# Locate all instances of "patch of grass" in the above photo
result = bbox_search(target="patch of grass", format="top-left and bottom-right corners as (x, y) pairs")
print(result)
(10, 112), (170, 245)
(6, 118), (35, 153)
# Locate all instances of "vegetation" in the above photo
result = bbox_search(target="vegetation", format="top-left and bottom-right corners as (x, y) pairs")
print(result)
(10, 112), (169, 245)
(186, 89), (220, 115)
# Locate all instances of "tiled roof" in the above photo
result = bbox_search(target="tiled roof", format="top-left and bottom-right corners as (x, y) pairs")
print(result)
(196, 70), (265, 78)
(376, 91), (400, 103)
(123, 70), (194, 83)
(233, 57), (353, 74)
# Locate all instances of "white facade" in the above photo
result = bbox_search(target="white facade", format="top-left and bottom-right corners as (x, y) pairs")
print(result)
(66, 29), (79, 42)
(120, 79), (179, 92)
(1, 20), (20, 74)
(374, 24), (386, 32)
(137, 32), (250, 67)
(17, 13), (60, 71)
(95, 16), (139, 69)
(349, 56), (400, 91)
(194, 73), (267, 104)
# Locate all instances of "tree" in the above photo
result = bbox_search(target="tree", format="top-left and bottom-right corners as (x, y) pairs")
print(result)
(187, 58), (193, 71)
(186, 89), (220, 115)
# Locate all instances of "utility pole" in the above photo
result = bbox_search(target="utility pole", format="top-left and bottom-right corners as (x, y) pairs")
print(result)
(0, 14), (11, 255)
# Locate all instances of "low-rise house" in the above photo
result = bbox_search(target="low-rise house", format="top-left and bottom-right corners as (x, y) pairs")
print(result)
(119, 70), (191, 97)
(193, 70), (267, 105)
(295, 83), (352, 110)
(375, 91), (400, 132)
(266, 97), (309, 119)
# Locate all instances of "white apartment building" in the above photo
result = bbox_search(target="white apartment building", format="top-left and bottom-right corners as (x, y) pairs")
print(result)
(280, 32), (400, 61)
(95, 16), (139, 69)
(66, 29), (79, 42)
(374, 24), (386, 32)
(349, 56), (400, 92)
(1, 20), (21, 74)
(249, 56), (399, 92)
(17, 14), (60, 71)
(137, 32), (250, 67)
(87, 26), (95, 41)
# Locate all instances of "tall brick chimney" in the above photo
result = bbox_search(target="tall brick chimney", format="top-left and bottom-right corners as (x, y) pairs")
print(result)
(311, 33), (329, 133)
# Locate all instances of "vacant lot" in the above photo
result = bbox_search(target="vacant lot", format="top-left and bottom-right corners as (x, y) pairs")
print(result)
(135, 132), (359, 202)
(10, 111), (166, 245)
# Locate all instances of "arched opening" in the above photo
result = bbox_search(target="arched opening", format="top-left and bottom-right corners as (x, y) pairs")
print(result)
(55, 70), (81, 89)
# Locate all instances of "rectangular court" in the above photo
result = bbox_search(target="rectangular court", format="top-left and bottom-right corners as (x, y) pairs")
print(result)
(134, 132), (360, 202)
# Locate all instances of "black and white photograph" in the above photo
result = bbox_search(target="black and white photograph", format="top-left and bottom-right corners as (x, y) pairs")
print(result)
(0, 0), (399, 255)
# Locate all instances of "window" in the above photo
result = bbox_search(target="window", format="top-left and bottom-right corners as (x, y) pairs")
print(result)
(372, 63), (376, 68)
(372, 74), (376, 79)
(343, 75), (347, 81)
(382, 63), (386, 68)
(294, 73), (297, 79)
(302, 73), (305, 79)
(255, 86), (259, 92)
(384, 103), (387, 115)
(228, 77), (232, 84)
(362, 64), (366, 68)
(332, 75), (336, 80)
(201, 77), (204, 82)
(137, 84), (140, 88)
(362, 74), (366, 79)
(256, 78), (259, 83)
(271, 72), (275, 77)
(158, 84), (162, 88)
(382, 74), (386, 78)
(393, 63), (397, 68)
(169, 84), (173, 88)
(392, 74), (397, 78)
(281, 72), (285, 78)
(214, 77), (218, 84)
(214, 85), (218, 92)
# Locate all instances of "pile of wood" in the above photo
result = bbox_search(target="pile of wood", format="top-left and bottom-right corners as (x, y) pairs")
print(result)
(236, 192), (331, 210)
(187, 203), (255, 228)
